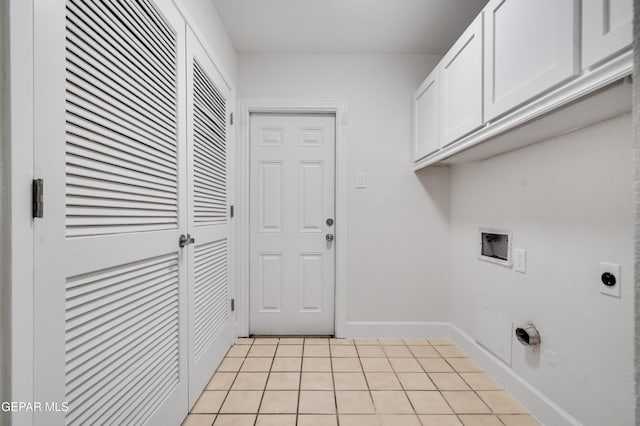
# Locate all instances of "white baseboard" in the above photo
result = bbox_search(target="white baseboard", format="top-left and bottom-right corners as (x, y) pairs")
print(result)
(344, 320), (581, 426)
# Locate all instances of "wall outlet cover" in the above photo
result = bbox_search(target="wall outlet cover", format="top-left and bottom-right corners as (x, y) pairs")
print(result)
(599, 262), (621, 298)
(514, 249), (526, 273)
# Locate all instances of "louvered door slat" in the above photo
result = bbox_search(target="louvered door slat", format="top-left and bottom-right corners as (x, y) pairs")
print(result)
(193, 240), (228, 360)
(192, 59), (227, 226)
(67, 0), (176, 96)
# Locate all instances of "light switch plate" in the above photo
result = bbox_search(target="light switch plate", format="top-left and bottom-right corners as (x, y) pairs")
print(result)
(356, 173), (366, 189)
(514, 249), (526, 273)
(600, 262), (621, 298)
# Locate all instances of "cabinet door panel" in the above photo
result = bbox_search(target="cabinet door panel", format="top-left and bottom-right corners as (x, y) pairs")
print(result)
(413, 69), (439, 160)
(440, 13), (483, 146)
(484, 0), (579, 120)
(582, 0), (632, 69)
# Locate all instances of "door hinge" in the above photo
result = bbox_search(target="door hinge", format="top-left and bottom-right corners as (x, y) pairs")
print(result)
(32, 179), (44, 218)
(231, 299), (235, 312)
(229, 112), (234, 125)
(230, 205), (234, 218)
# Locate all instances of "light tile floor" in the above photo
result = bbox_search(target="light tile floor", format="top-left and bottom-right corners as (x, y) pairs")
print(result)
(182, 337), (540, 426)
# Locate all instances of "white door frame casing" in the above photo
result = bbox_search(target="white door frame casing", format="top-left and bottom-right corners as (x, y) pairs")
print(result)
(236, 98), (348, 338)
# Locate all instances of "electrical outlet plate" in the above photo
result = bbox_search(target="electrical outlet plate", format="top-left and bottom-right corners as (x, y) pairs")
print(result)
(599, 262), (621, 298)
(514, 249), (526, 273)
(356, 172), (366, 189)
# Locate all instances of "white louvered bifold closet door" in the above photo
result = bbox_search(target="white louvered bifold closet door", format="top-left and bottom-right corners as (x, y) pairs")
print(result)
(185, 30), (235, 406)
(33, 0), (190, 425)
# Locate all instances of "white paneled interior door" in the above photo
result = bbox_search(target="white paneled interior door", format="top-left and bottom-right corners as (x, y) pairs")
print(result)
(32, 0), (234, 424)
(186, 30), (234, 406)
(250, 114), (336, 335)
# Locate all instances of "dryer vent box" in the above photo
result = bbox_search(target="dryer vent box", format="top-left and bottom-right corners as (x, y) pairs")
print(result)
(479, 229), (512, 267)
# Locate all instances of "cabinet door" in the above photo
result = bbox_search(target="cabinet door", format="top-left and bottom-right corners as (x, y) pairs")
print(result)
(440, 13), (484, 146)
(413, 69), (439, 161)
(484, 0), (579, 120)
(582, 0), (632, 69)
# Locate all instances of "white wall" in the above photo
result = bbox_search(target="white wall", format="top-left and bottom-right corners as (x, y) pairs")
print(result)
(238, 53), (451, 323)
(0, 0), (6, 417)
(448, 114), (634, 425)
(179, 0), (237, 82)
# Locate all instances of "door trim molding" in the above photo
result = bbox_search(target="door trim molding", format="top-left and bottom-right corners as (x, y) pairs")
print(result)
(235, 98), (348, 338)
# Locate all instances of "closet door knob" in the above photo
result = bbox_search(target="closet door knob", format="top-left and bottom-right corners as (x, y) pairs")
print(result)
(326, 233), (334, 242)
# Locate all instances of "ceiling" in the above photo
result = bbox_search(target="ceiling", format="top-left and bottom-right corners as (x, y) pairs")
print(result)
(212, 0), (488, 55)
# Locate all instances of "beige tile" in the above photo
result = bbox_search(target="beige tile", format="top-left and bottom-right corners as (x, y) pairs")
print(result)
(226, 345), (250, 357)
(255, 414), (297, 426)
(378, 414), (422, 426)
(354, 339), (380, 346)
(231, 372), (269, 390)
(406, 391), (452, 414)
(460, 373), (502, 391)
(378, 338), (406, 346)
(332, 358), (362, 372)
(477, 391), (528, 414)
(396, 372), (437, 390)
(428, 338), (455, 345)
(403, 338), (430, 346)
(275, 345), (303, 357)
(302, 357), (332, 372)
(441, 391), (491, 414)
(240, 358), (272, 372)
(265, 372), (300, 390)
(182, 414), (215, 426)
(429, 373), (471, 390)
(336, 390), (375, 414)
(207, 372), (237, 390)
(498, 415), (541, 426)
(304, 345), (331, 357)
(435, 345), (467, 358)
(339, 414), (381, 426)
(213, 414), (256, 426)
(458, 415), (503, 426)
(235, 338), (254, 345)
(383, 346), (413, 358)
(446, 358), (482, 373)
(333, 372), (368, 390)
(297, 414), (338, 426)
(278, 338), (304, 345)
(219, 390), (263, 414)
(365, 372), (402, 390)
(409, 346), (440, 358)
(301, 372), (334, 390)
(253, 338), (279, 345)
(330, 338), (354, 346)
(330, 345), (358, 357)
(259, 390), (298, 413)
(271, 357), (301, 372)
(299, 390), (337, 414)
(418, 415), (463, 426)
(389, 358), (423, 372)
(305, 337), (330, 345)
(248, 345), (277, 358)
(356, 345), (386, 357)
(418, 358), (454, 373)
(361, 358), (393, 372)
(191, 391), (227, 413)
(218, 358), (244, 372)
(370, 391), (414, 414)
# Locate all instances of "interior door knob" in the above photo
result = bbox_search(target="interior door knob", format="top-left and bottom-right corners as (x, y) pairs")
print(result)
(326, 233), (334, 242)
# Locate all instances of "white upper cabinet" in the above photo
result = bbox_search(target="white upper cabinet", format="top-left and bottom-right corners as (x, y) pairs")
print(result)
(440, 13), (484, 146)
(413, 68), (440, 161)
(582, 0), (633, 69)
(483, 0), (579, 120)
